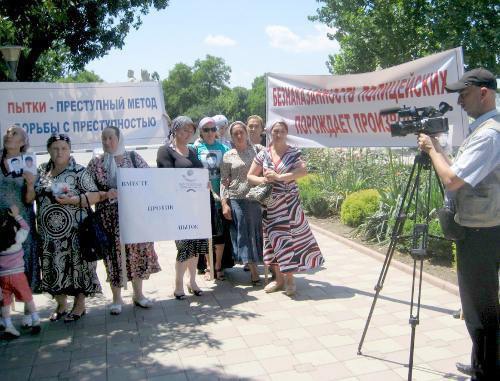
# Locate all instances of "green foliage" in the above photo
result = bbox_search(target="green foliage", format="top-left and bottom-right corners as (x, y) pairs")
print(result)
(58, 70), (103, 83)
(341, 189), (380, 227)
(161, 55), (265, 123)
(0, 0), (170, 81)
(247, 75), (266, 119)
(192, 55), (231, 99)
(297, 174), (330, 217)
(311, 0), (499, 74)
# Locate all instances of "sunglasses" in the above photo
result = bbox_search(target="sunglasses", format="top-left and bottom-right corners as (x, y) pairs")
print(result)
(202, 127), (217, 133)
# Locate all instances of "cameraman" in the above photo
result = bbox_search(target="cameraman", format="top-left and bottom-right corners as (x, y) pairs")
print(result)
(418, 68), (499, 381)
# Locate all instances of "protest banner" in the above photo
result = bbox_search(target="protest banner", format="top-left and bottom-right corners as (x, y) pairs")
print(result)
(0, 81), (168, 151)
(267, 47), (467, 148)
(117, 167), (211, 244)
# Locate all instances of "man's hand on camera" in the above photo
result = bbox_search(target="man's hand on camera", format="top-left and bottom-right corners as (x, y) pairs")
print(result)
(417, 133), (438, 154)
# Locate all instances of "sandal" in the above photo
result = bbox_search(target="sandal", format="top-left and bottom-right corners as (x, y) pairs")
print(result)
(174, 293), (186, 300)
(109, 304), (122, 315)
(49, 310), (67, 322)
(64, 309), (86, 323)
(251, 278), (262, 286)
(187, 286), (203, 296)
(215, 268), (225, 281)
(204, 269), (212, 281)
(133, 297), (153, 309)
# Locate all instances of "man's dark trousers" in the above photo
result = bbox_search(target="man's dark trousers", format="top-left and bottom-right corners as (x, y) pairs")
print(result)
(456, 225), (500, 380)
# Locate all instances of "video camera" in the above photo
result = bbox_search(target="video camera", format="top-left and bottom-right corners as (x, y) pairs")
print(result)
(380, 102), (453, 137)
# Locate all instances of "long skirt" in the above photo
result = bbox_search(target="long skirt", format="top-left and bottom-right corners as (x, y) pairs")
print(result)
(263, 190), (324, 272)
(229, 199), (263, 264)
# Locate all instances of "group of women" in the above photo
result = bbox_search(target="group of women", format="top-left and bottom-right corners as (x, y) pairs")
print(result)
(0, 114), (324, 322)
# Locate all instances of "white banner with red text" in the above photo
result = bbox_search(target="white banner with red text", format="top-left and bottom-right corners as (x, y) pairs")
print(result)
(117, 167), (211, 244)
(266, 47), (467, 147)
(0, 81), (168, 152)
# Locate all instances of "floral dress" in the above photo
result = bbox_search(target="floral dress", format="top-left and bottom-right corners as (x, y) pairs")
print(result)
(254, 146), (324, 272)
(0, 162), (40, 292)
(35, 158), (102, 296)
(87, 151), (161, 287)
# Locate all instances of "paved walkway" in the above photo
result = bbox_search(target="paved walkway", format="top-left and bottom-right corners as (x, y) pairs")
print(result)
(1, 226), (470, 381)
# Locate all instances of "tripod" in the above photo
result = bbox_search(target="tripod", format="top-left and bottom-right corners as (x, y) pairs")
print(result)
(357, 151), (445, 381)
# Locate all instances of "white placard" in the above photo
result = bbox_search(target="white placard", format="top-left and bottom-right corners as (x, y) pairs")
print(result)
(267, 47), (467, 148)
(0, 81), (168, 151)
(117, 168), (211, 244)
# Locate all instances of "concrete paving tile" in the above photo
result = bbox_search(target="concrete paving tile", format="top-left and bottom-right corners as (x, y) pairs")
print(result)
(251, 344), (292, 360)
(275, 327), (312, 341)
(415, 345), (457, 362)
(224, 360), (267, 378)
(242, 332), (278, 348)
(295, 349), (337, 366)
(217, 347), (257, 365)
(30, 359), (70, 379)
(0, 351), (37, 370)
(318, 334), (356, 349)
(107, 365), (148, 381)
(35, 348), (72, 364)
(59, 368), (107, 381)
(343, 356), (390, 376)
(356, 369), (405, 380)
(258, 354), (297, 374)
(0, 366), (32, 380)
(286, 337), (324, 355)
(269, 370), (314, 381)
(309, 362), (354, 380)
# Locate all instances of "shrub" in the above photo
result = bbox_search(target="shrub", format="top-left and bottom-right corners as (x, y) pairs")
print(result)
(341, 189), (380, 227)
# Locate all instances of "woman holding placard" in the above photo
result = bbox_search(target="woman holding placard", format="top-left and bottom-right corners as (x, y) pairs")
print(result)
(157, 116), (206, 299)
(87, 126), (160, 315)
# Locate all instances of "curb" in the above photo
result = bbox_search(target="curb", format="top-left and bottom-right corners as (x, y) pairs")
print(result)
(310, 222), (460, 296)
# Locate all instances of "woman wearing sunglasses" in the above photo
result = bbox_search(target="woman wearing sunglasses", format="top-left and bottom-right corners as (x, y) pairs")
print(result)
(191, 117), (230, 281)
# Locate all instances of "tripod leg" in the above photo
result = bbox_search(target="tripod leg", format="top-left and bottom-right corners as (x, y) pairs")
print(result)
(357, 158), (422, 355)
(407, 258), (424, 381)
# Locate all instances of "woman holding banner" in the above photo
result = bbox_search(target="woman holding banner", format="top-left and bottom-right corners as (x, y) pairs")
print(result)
(220, 121), (263, 285)
(1, 126), (40, 327)
(247, 120), (324, 296)
(87, 126), (161, 315)
(157, 116), (205, 299)
(35, 134), (102, 322)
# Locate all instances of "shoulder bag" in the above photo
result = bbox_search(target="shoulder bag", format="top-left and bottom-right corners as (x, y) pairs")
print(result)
(78, 194), (110, 262)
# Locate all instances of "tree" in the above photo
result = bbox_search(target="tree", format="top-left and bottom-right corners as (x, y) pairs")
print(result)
(162, 63), (198, 117)
(0, 1), (170, 81)
(311, 0), (499, 74)
(247, 75), (266, 120)
(192, 55), (231, 99)
(213, 87), (249, 122)
(58, 70), (103, 83)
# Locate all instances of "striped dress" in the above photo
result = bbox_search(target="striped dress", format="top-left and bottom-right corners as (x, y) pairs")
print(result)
(254, 146), (324, 272)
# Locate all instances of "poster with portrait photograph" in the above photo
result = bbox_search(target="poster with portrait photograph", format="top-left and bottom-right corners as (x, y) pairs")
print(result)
(6, 154), (37, 175)
(22, 153), (37, 175)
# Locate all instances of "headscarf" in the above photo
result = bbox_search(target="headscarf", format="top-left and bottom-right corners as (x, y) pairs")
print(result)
(265, 119), (289, 133)
(213, 115), (229, 131)
(168, 116), (194, 146)
(199, 117), (216, 130)
(229, 121), (253, 150)
(102, 126), (125, 188)
(2, 125), (30, 156)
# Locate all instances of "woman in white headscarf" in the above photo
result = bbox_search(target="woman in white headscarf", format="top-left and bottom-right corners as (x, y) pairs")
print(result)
(87, 126), (161, 315)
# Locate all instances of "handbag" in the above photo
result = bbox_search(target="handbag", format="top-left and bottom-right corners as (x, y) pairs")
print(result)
(437, 207), (466, 241)
(78, 194), (110, 262)
(246, 183), (273, 206)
